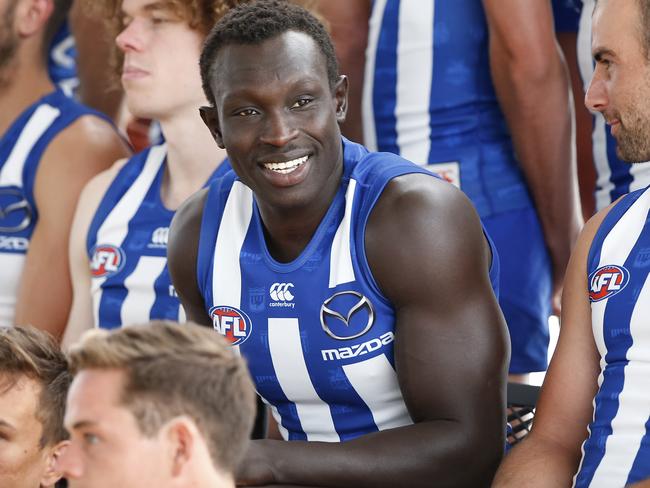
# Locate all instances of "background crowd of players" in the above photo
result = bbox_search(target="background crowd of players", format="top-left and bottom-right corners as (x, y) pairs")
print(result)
(1, 0), (649, 486)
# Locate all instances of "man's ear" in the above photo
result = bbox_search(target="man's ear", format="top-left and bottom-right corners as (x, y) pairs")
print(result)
(334, 75), (349, 124)
(16, 0), (53, 38)
(41, 440), (69, 488)
(199, 106), (225, 149)
(164, 416), (197, 479)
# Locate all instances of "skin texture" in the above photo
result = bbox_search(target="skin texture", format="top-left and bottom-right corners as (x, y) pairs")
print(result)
(493, 0), (650, 485)
(0, 375), (66, 488)
(0, 0), (129, 339)
(168, 30), (509, 487)
(59, 369), (233, 488)
(62, 0), (227, 346)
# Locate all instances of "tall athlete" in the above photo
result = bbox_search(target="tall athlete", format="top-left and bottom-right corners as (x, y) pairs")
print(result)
(494, 0), (650, 485)
(62, 0), (235, 344)
(317, 0), (583, 381)
(168, 2), (509, 486)
(0, 0), (128, 338)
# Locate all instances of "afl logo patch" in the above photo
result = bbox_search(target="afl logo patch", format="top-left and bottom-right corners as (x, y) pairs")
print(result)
(589, 265), (630, 302)
(210, 306), (252, 346)
(90, 245), (125, 277)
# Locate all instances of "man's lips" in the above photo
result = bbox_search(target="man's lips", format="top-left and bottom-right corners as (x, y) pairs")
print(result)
(260, 155), (310, 175)
(122, 66), (149, 80)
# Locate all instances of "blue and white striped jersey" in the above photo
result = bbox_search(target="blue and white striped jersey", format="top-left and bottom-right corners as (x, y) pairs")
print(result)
(196, 137), (500, 441)
(48, 20), (78, 97)
(577, 0), (650, 211)
(574, 185), (650, 486)
(88, 145), (231, 329)
(0, 90), (109, 326)
(363, 0), (532, 218)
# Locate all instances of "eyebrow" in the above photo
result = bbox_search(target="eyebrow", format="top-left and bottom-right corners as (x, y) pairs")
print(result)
(70, 420), (99, 431)
(0, 419), (16, 431)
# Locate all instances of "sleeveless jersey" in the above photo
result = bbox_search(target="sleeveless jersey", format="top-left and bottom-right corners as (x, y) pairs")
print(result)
(362, 0), (532, 218)
(0, 90), (110, 326)
(573, 186), (650, 486)
(48, 20), (78, 97)
(576, 0), (650, 211)
(196, 137), (499, 441)
(87, 145), (231, 330)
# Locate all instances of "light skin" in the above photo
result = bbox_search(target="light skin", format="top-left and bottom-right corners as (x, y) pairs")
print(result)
(493, 0), (650, 485)
(0, 0), (130, 339)
(59, 368), (233, 488)
(169, 30), (509, 487)
(62, 0), (227, 346)
(0, 375), (66, 488)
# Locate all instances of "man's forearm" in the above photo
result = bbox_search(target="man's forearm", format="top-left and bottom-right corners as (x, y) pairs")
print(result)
(491, 44), (582, 292)
(244, 421), (503, 487)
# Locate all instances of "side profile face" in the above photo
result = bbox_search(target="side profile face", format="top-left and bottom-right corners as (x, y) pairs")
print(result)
(204, 30), (348, 214)
(59, 369), (171, 488)
(586, 0), (650, 162)
(116, 0), (206, 120)
(0, 375), (55, 488)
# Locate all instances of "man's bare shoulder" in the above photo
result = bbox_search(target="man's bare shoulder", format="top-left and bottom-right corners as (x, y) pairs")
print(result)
(170, 188), (210, 247)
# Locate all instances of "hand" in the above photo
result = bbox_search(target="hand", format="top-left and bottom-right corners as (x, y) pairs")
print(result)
(236, 440), (277, 486)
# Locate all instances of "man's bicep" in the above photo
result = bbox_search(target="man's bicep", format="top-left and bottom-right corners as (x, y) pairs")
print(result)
(168, 190), (211, 327)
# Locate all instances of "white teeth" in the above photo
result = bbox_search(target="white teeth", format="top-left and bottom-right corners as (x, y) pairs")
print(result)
(263, 155), (308, 174)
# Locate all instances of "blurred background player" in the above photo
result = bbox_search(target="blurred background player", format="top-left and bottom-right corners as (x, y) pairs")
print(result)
(316, 0), (583, 381)
(0, 326), (71, 488)
(59, 321), (256, 488)
(494, 0), (650, 484)
(62, 0), (238, 344)
(0, 0), (129, 338)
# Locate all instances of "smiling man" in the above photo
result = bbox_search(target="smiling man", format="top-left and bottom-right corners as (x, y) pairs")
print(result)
(0, 326), (71, 488)
(494, 0), (650, 486)
(167, 1), (509, 486)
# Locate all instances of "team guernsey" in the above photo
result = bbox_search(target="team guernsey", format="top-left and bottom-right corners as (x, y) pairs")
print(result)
(87, 144), (231, 330)
(363, 0), (551, 373)
(48, 20), (78, 96)
(0, 90), (109, 326)
(574, 186), (650, 487)
(576, 0), (650, 210)
(196, 137), (500, 441)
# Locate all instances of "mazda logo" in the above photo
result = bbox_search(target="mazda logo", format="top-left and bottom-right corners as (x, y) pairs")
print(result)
(0, 188), (33, 233)
(320, 291), (375, 340)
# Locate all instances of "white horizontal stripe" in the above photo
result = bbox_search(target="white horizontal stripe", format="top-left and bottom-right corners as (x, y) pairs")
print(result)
(343, 353), (412, 431)
(329, 179), (356, 287)
(268, 318), (339, 442)
(120, 256), (167, 327)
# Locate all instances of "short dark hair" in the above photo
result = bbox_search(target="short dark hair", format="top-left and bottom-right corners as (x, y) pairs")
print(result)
(0, 326), (71, 448)
(200, 0), (339, 106)
(67, 321), (256, 473)
(43, 0), (73, 58)
(637, 0), (650, 58)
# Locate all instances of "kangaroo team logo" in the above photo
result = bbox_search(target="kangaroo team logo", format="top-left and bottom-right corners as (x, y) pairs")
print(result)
(210, 306), (252, 346)
(589, 264), (630, 302)
(320, 291), (375, 341)
(90, 245), (125, 277)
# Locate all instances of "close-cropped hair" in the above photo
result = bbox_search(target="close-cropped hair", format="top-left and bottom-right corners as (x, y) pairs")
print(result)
(0, 326), (71, 448)
(199, 0), (339, 107)
(67, 321), (256, 473)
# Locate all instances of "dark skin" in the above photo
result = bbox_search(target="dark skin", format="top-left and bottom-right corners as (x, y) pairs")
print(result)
(168, 31), (509, 487)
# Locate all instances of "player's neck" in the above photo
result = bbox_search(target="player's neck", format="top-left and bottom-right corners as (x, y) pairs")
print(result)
(158, 112), (226, 211)
(0, 55), (54, 137)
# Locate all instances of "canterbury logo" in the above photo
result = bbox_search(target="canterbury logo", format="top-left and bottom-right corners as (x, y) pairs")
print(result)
(150, 227), (169, 247)
(270, 283), (294, 301)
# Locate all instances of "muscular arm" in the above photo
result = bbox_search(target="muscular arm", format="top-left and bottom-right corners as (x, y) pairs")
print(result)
(237, 175), (509, 487)
(14, 116), (130, 339)
(493, 209), (607, 487)
(483, 0), (583, 312)
(313, 0), (371, 144)
(167, 189), (212, 327)
(62, 160), (128, 349)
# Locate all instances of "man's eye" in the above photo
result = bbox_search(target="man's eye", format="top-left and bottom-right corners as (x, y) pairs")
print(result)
(291, 98), (312, 109)
(83, 433), (100, 446)
(235, 109), (258, 117)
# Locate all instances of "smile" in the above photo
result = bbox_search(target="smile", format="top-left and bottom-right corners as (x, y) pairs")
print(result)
(262, 155), (309, 174)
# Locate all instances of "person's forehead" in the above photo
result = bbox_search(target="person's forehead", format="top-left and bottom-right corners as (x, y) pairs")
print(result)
(65, 369), (126, 427)
(121, 0), (177, 15)
(592, 0), (641, 50)
(213, 31), (328, 89)
(0, 375), (41, 425)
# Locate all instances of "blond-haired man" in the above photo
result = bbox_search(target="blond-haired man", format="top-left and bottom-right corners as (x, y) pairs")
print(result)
(58, 321), (256, 488)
